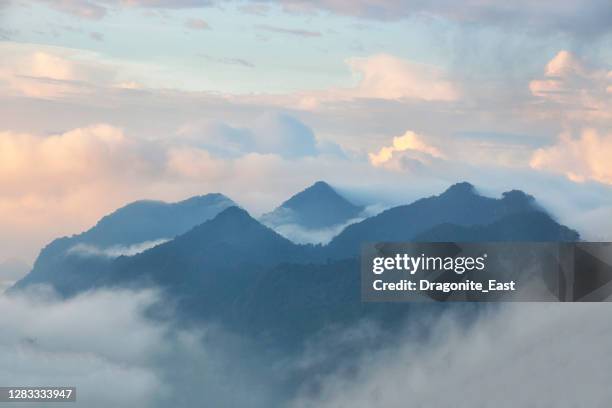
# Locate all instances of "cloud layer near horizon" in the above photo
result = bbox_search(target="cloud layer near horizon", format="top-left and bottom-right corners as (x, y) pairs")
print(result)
(291, 302), (612, 408)
(3, 288), (612, 407)
(0, 288), (282, 407)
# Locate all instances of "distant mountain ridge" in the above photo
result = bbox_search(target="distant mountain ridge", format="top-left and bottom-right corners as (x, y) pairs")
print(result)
(326, 182), (546, 258)
(101, 206), (323, 321)
(14, 193), (235, 293)
(261, 181), (364, 230)
(12, 181), (580, 345)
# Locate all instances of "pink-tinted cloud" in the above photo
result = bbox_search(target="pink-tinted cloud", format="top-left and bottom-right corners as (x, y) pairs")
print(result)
(530, 129), (612, 185)
(287, 54), (460, 109)
(0, 44), (119, 99)
(347, 54), (459, 101)
(529, 50), (611, 121)
(369, 130), (444, 169)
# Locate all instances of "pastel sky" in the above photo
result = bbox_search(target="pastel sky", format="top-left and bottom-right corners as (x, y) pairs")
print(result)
(1, 0), (611, 263)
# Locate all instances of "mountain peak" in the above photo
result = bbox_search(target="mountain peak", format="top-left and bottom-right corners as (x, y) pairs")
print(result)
(501, 189), (535, 204)
(200, 206), (264, 232)
(213, 205), (253, 222)
(284, 181), (339, 206)
(310, 180), (333, 190)
(261, 181), (363, 230)
(441, 182), (476, 197)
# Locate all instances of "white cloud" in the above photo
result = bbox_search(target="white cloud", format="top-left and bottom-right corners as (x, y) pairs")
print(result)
(369, 130), (445, 168)
(0, 124), (161, 197)
(348, 54), (460, 101)
(290, 303), (612, 408)
(529, 50), (612, 121)
(530, 129), (612, 185)
(67, 239), (170, 258)
(291, 54), (460, 109)
(0, 288), (281, 408)
(177, 113), (323, 158)
(0, 44), (118, 98)
(264, 217), (365, 245)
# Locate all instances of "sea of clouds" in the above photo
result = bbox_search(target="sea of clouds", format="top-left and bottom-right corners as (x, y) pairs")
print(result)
(2, 286), (612, 407)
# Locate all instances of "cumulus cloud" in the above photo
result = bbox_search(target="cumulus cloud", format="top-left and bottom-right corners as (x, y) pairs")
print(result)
(530, 129), (612, 185)
(177, 113), (322, 159)
(0, 124), (161, 197)
(285, 54), (460, 109)
(290, 303), (612, 408)
(369, 130), (445, 168)
(348, 54), (459, 101)
(529, 50), (612, 121)
(0, 113), (342, 262)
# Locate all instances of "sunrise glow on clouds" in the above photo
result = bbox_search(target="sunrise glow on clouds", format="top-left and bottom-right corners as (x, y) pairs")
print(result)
(0, 0), (612, 262)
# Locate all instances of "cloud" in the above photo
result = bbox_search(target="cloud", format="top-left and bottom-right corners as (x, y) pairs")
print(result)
(0, 44), (119, 99)
(284, 54), (460, 108)
(34, 0), (217, 19)
(347, 54), (460, 101)
(369, 130), (445, 168)
(0, 288), (283, 408)
(530, 128), (612, 185)
(0, 258), (30, 291)
(67, 239), (170, 258)
(0, 113), (338, 262)
(30, 0), (612, 39)
(0, 124), (161, 198)
(263, 216), (367, 245)
(115, 0), (216, 7)
(273, 0), (612, 38)
(0, 43), (610, 263)
(38, 0), (108, 20)
(177, 112), (322, 158)
(185, 18), (210, 30)
(529, 50), (612, 121)
(290, 303), (612, 408)
(0, 124), (167, 262)
(5, 280), (612, 407)
(199, 54), (255, 68)
(255, 24), (321, 37)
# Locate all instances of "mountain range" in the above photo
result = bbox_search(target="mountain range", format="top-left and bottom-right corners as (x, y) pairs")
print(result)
(14, 193), (235, 294)
(12, 181), (579, 347)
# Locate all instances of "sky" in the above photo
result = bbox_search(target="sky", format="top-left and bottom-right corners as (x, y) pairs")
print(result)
(0, 0), (611, 263)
